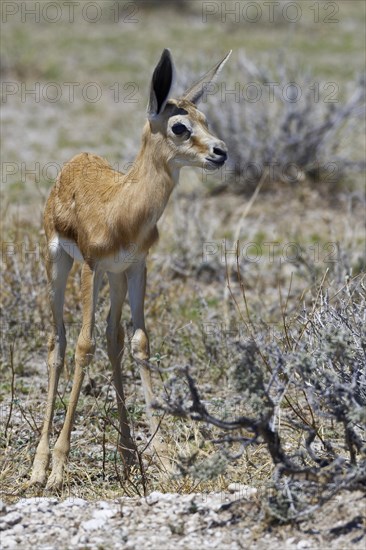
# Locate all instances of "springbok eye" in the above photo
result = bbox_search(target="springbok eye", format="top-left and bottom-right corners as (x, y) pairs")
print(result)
(172, 123), (189, 136)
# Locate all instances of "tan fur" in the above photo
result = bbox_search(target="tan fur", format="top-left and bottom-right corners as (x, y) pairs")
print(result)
(30, 50), (230, 489)
(45, 99), (215, 261)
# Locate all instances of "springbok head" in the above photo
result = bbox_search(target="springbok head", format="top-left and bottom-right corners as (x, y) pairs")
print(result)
(147, 49), (231, 172)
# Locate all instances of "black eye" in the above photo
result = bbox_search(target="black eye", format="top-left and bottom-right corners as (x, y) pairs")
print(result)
(172, 123), (189, 136)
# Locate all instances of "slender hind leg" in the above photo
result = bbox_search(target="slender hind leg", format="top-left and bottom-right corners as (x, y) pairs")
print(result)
(46, 262), (103, 490)
(31, 240), (73, 486)
(127, 260), (167, 462)
(106, 272), (137, 469)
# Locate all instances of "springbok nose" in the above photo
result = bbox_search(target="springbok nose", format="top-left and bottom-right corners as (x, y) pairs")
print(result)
(213, 146), (227, 161)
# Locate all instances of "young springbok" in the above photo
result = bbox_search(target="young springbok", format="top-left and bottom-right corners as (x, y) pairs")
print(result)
(30, 49), (231, 489)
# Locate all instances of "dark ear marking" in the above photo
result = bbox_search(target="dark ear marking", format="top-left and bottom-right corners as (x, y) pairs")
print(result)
(148, 49), (175, 118)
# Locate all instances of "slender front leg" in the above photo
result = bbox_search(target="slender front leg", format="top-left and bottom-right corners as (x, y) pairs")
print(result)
(127, 260), (163, 450)
(46, 262), (103, 490)
(106, 272), (137, 469)
(31, 245), (73, 486)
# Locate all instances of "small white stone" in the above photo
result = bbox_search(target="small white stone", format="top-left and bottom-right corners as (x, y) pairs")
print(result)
(3, 512), (22, 527)
(70, 534), (80, 546)
(60, 497), (87, 507)
(97, 501), (111, 509)
(145, 491), (162, 505)
(297, 541), (311, 549)
(92, 508), (116, 521)
(10, 524), (24, 535)
(2, 537), (17, 549)
(81, 518), (105, 531)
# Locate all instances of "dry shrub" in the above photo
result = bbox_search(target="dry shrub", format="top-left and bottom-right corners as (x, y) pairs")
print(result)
(191, 52), (366, 193)
(155, 269), (366, 521)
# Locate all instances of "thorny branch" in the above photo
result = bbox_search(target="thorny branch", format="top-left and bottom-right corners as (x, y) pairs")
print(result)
(151, 279), (366, 521)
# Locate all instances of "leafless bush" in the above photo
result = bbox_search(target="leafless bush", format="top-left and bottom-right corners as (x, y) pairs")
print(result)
(153, 275), (366, 521)
(204, 52), (366, 193)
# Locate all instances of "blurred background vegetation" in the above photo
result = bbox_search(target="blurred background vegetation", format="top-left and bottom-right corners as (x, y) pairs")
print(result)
(1, 0), (365, 204)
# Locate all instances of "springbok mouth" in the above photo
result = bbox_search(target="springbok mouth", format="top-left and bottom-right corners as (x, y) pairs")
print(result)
(205, 158), (226, 169)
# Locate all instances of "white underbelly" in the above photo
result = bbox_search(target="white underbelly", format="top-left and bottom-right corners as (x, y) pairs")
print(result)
(58, 235), (84, 262)
(52, 235), (144, 273)
(99, 244), (145, 273)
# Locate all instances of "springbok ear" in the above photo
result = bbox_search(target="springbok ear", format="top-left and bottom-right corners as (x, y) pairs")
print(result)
(147, 49), (175, 118)
(182, 50), (232, 105)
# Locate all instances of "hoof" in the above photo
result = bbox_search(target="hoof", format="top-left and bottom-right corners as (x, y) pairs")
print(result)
(45, 472), (63, 492)
(30, 469), (48, 487)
